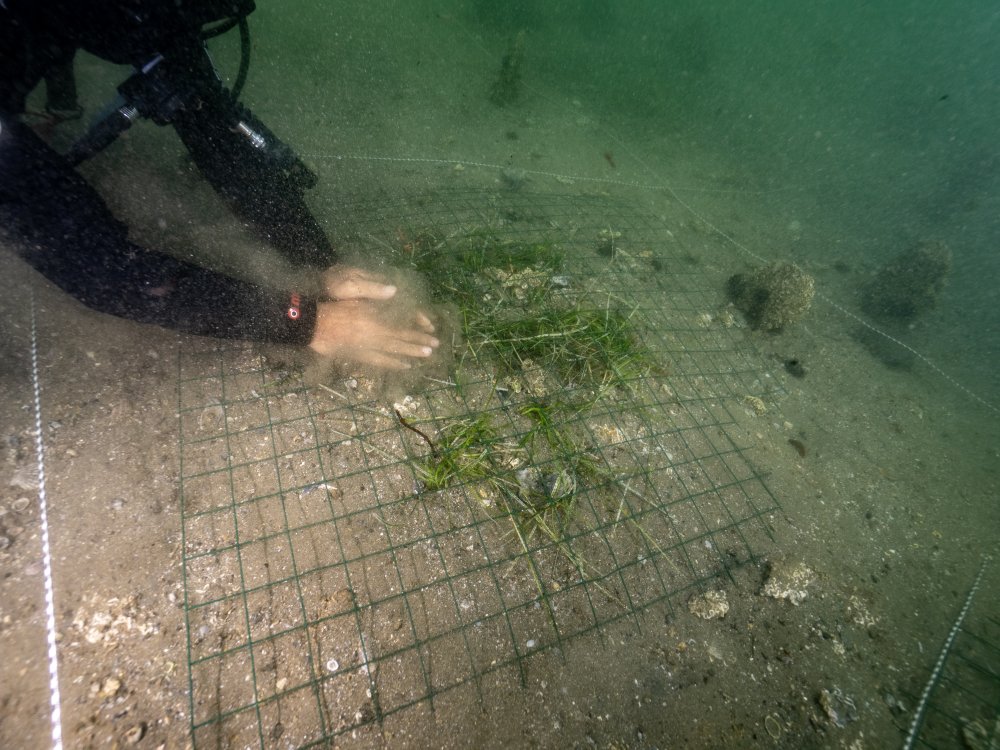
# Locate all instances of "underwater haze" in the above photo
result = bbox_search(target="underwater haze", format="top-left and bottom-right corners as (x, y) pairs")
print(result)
(473, 0), (1000, 393)
(1, 1), (998, 748)
(250, 0), (1000, 395)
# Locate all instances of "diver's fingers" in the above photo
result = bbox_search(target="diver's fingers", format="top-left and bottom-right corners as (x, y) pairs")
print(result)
(356, 349), (411, 370)
(391, 324), (438, 346)
(371, 326), (438, 355)
(415, 311), (435, 333)
(381, 337), (436, 359)
(325, 267), (397, 300)
(338, 277), (396, 301)
(309, 299), (439, 368)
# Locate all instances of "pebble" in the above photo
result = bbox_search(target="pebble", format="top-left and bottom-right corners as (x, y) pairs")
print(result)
(762, 559), (815, 605)
(742, 395), (767, 416)
(124, 722), (146, 744)
(12, 497), (30, 513)
(688, 590), (730, 620)
(883, 692), (907, 716)
(392, 395), (419, 418)
(99, 676), (121, 698)
(819, 687), (858, 727)
(0, 536), (10, 550)
(110, 497), (126, 510)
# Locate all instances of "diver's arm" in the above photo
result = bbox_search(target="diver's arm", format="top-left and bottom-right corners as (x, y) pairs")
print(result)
(0, 117), (317, 344)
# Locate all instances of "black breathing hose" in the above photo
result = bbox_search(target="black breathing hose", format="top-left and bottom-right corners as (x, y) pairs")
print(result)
(200, 13), (252, 101)
(232, 15), (251, 101)
(65, 10), (253, 165)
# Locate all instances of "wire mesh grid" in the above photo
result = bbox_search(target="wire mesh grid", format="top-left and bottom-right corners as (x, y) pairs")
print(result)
(906, 561), (1000, 750)
(176, 188), (782, 748)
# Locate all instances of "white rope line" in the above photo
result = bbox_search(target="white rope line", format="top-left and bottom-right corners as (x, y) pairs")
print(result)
(313, 149), (999, 414)
(396, 2), (1000, 413)
(301, 152), (791, 196)
(813, 291), (1000, 414)
(29, 290), (64, 750)
(658, 183), (1000, 415)
(903, 554), (992, 750)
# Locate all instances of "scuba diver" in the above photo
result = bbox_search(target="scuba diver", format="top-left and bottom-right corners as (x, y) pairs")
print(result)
(0, 0), (438, 369)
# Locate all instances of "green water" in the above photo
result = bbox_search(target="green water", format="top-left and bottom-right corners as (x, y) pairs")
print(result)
(235, 4), (1000, 745)
(3, 3), (997, 748)
(241, 0), (1000, 400)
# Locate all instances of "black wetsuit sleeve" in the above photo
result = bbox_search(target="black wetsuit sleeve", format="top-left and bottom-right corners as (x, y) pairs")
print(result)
(0, 118), (317, 345)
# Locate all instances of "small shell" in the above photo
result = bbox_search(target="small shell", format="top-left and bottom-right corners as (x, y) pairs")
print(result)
(12, 497), (31, 513)
(325, 658), (339, 673)
(124, 723), (146, 744)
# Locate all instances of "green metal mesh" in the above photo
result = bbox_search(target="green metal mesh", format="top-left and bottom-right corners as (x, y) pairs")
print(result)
(176, 189), (782, 747)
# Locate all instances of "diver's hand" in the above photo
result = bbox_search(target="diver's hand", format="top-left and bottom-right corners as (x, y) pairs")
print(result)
(322, 266), (397, 301)
(308, 299), (439, 370)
